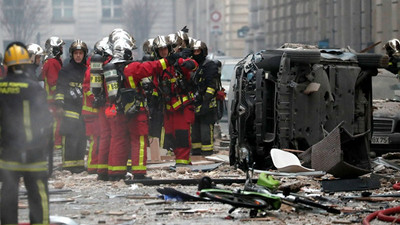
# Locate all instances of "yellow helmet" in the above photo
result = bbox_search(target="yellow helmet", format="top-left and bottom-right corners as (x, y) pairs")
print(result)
(4, 42), (31, 67)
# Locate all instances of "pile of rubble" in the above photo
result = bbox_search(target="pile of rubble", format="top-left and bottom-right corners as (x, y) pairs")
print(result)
(14, 148), (400, 225)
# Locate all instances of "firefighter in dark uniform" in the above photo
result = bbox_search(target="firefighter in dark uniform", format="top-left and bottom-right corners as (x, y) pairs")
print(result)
(0, 42), (53, 225)
(55, 40), (88, 173)
(0, 53), (5, 78)
(384, 39), (400, 76)
(191, 40), (219, 156)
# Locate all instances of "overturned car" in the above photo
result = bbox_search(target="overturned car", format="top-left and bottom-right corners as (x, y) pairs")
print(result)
(229, 44), (388, 177)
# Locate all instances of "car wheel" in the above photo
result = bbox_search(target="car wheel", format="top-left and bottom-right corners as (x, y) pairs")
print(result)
(355, 53), (389, 68)
(256, 49), (321, 72)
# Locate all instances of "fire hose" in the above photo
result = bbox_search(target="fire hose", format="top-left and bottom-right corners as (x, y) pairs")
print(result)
(363, 206), (400, 224)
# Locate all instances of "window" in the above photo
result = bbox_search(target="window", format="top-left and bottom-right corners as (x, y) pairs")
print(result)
(52, 0), (73, 21)
(2, 0), (24, 24)
(102, 0), (122, 19)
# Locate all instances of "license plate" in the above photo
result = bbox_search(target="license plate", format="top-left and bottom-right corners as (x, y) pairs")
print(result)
(371, 136), (390, 144)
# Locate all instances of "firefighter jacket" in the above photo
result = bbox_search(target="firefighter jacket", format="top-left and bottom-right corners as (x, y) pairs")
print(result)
(0, 72), (53, 171)
(82, 57), (99, 117)
(42, 57), (63, 103)
(193, 59), (219, 115)
(388, 56), (400, 75)
(55, 60), (87, 133)
(160, 58), (198, 112)
(123, 58), (172, 109)
(0, 65), (5, 78)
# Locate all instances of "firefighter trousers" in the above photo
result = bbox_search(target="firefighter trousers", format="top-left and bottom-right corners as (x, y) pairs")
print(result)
(191, 113), (215, 155)
(128, 111), (149, 175)
(49, 104), (63, 149)
(107, 113), (130, 177)
(1, 170), (49, 225)
(84, 116), (101, 174)
(97, 108), (112, 176)
(61, 117), (86, 172)
(163, 105), (195, 165)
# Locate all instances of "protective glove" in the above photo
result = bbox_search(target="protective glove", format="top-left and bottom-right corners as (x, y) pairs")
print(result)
(165, 53), (181, 66)
(181, 25), (189, 33)
(93, 96), (106, 108)
(181, 60), (196, 70)
(166, 48), (193, 66)
(196, 103), (208, 115)
(180, 48), (193, 59)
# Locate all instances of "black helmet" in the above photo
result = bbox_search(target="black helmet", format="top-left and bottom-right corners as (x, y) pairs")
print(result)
(69, 40), (88, 58)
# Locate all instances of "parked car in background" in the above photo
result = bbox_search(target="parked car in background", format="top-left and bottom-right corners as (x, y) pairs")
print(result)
(216, 57), (241, 122)
(371, 69), (400, 155)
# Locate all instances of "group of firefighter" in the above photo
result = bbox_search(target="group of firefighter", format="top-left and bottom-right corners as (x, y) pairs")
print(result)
(80, 28), (223, 182)
(4, 28), (221, 182)
(0, 27), (222, 223)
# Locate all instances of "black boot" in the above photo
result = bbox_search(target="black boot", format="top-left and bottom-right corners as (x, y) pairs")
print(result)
(202, 150), (214, 156)
(133, 174), (152, 180)
(97, 174), (108, 181)
(191, 148), (202, 156)
(108, 174), (126, 181)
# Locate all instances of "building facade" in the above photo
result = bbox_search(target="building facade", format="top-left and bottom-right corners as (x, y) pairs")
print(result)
(246, 0), (400, 54)
(0, 0), (249, 59)
(0, 0), (177, 59)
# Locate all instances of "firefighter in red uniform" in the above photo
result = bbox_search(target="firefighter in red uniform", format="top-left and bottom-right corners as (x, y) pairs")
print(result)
(55, 40), (88, 173)
(82, 38), (112, 174)
(123, 37), (196, 178)
(95, 29), (137, 181)
(153, 35), (198, 166)
(0, 42), (53, 225)
(102, 32), (134, 181)
(42, 36), (65, 150)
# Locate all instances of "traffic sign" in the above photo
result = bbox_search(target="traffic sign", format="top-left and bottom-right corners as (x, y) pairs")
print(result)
(210, 11), (221, 23)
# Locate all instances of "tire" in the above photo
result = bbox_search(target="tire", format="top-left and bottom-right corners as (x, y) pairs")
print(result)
(355, 53), (389, 68)
(201, 190), (268, 209)
(256, 49), (321, 72)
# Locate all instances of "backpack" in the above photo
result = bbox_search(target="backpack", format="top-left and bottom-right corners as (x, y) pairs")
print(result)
(212, 60), (226, 121)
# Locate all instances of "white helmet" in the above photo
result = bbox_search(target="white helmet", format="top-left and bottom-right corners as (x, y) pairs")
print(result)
(108, 28), (136, 50)
(44, 36), (65, 59)
(142, 38), (154, 55)
(26, 43), (44, 62)
(383, 39), (400, 56)
(94, 37), (112, 56)
(110, 38), (134, 63)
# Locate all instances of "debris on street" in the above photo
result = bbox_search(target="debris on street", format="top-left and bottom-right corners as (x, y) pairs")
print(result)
(9, 139), (400, 224)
